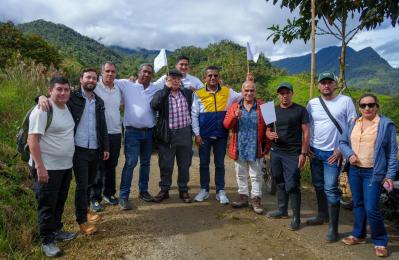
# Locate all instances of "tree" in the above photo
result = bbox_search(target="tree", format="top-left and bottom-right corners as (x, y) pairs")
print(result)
(266, 0), (399, 89)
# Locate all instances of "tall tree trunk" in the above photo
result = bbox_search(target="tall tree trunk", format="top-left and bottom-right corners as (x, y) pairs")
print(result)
(339, 14), (347, 91)
(310, 0), (316, 98)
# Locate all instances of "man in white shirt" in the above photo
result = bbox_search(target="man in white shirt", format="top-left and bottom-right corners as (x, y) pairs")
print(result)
(306, 72), (357, 242)
(118, 63), (162, 210)
(154, 55), (203, 90)
(90, 62), (123, 212)
(28, 76), (76, 257)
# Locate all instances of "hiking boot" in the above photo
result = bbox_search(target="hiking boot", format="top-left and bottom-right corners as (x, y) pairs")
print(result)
(154, 190), (169, 203)
(87, 210), (102, 224)
(194, 189), (209, 202)
(306, 190), (329, 225)
(179, 191), (192, 203)
(140, 191), (155, 202)
(54, 230), (77, 242)
(266, 210), (289, 219)
(216, 190), (229, 205)
(42, 242), (63, 257)
(231, 194), (249, 208)
(79, 222), (97, 235)
(119, 198), (133, 210)
(91, 200), (103, 213)
(251, 196), (264, 215)
(103, 195), (119, 205)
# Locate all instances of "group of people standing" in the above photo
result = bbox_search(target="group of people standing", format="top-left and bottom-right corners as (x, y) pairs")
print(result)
(28, 56), (397, 258)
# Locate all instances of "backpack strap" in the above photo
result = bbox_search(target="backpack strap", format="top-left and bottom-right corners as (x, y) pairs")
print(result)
(318, 96), (343, 135)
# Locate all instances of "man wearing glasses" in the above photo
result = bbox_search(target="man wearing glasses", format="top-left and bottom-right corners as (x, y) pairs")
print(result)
(191, 66), (242, 204)
(306, 72), (357, 242)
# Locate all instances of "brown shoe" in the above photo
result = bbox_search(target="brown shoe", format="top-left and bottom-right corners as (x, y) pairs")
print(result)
(79, 222), (97, 235)
(87, 211), (102, 224)
(231, 194), (249, 208)
(154, 190), (169, 203)
(251, 196), (264, 214)
(375, 246), (388, 257)
(342, 235), (366, 246)
(179, 191), (192, 203)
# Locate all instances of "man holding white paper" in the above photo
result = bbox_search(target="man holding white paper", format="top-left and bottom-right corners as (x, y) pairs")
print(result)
(266, 82), (309, 231)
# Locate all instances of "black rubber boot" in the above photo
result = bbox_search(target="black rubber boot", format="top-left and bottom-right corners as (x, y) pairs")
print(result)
(326, 203), (340, 242)
(289, 192), (301, 231)
(266, 184), (289, 218)
(306, 189), (329, 225)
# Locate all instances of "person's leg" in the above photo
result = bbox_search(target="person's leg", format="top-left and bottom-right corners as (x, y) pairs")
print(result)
(362, 169), (388, 247)
(54, 169), (72, 232)
(158, 141), (175, 192)
(103, 133), (121, 198)
(119, 129), (140, 200)
(175, 127), (192, 193)
(138, 129), (153, 193)
(248, 159), (263, 214)
(235, 158), (250, 196)
(198, 137), (212, 191)
(73, 147), (90, 224)
(348, 166), (367, 239)
(267, 151), (288, 218)
(90, 162), (104, 203)
(87, 150), (99, 207)
(213, 136), (227, 192)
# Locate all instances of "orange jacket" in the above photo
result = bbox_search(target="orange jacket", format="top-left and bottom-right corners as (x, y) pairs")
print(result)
(223, 100), (270, 161)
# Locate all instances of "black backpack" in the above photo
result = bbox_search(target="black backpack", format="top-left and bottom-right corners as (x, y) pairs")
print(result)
(16, 105), (53, 162)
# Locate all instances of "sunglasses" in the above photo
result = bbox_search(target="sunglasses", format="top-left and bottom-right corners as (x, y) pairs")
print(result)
(359, 103), (377, 109)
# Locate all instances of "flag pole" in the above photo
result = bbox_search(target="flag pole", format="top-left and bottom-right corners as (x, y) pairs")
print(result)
(247, 59), (250, 74)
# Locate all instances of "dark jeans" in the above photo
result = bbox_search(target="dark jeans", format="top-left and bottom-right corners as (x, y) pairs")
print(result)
(270, 149), (301, 193)
(91, 133), (121, 201)
(119, 127), (153, 199)
(199, 136), (227, 192)
(310, 147), (340, 204)
(32, 168), (72, 244)
(349, 165), (388, 246)
(158, 126), (193, 192)
(73, 147), (99, 224)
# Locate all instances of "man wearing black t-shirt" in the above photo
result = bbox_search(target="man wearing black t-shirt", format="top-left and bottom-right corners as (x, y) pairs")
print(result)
(266, 83), (309, 231)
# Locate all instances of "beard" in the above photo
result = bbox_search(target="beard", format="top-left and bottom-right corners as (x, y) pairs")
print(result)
(82, 82), (96, 92)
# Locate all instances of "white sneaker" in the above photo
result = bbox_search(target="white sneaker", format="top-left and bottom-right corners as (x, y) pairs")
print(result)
(216, 190), (230, 205)
(194, 189), (209, 202)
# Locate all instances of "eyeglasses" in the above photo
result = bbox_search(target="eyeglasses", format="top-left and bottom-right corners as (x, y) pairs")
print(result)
(359, 103), (377, 109)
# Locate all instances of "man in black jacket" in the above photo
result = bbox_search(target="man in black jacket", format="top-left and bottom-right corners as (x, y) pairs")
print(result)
(39, 68), (109, 235)
(150, 69), (193, 203)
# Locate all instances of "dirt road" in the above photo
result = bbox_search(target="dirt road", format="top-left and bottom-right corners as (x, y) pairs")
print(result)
(58, 153), (399, 259)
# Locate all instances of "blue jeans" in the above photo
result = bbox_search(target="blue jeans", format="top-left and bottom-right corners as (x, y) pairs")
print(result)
(310, 147), (340, 204)
(119, 128), (153, 199)
(199, 136), (227, 192)
(349, 165), (387, 246)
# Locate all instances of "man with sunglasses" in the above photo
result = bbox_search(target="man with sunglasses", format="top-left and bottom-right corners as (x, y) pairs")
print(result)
(191, 66), (242, 204)
(306, 72), (357, 242)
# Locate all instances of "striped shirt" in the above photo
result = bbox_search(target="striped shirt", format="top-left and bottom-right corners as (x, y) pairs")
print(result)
(168, 90), (191, 129)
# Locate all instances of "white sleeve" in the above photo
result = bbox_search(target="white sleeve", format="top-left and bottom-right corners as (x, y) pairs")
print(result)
(28, 107), (47, 135)
(346, 97), (357, 123)
(191, 93), (200, 136)
(229, 88), (242, 104)
(153, 75), (166, 88)
(194, 77), (204, 90)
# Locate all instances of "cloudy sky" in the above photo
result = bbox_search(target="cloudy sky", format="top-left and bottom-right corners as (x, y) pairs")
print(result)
(2, 0), (399, 67)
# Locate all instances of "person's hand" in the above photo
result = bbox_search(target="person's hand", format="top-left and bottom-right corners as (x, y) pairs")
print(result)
(36, 165), (49, 183)
(103, 151), (110, 160)
(195, 135), (203, 147)
(298, 154), (306, 169)
(266, 131), (278, 141)
(348, 154), (359, 165)
(383, 178), (394, 192)
(246, 73), (254, 82)
(327, 148), (342, 165)
(129, 75), (137, 82)
(307, 147), (315, 159)
(38, 96), (51, 112)
(234, 109), (242, 118)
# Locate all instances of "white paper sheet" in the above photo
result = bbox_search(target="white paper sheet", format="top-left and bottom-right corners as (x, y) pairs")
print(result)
(260, 101), (276, 125)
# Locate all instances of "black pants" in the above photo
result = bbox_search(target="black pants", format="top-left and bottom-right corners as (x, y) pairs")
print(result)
(73, 147), (99, 224)
(32, 168), (72, 244)
(270, 149), (301, 194)
(157, 126), (192, 192)
(91, 133), (121, 201)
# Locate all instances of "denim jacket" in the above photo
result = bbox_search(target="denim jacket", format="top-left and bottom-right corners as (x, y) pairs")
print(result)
(339, 115), (397, 182)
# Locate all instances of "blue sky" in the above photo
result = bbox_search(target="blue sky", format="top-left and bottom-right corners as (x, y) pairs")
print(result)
(2, 0), (399, 67)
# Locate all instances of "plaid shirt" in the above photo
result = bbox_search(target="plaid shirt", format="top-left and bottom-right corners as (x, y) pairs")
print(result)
(168, 90), (191, 129)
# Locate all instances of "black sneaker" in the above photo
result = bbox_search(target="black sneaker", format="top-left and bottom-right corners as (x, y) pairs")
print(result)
(266, 210), (289, 219)
(103, 195), (119, 205)
(119, 198), (133, 210)
(139, 191), (155, 202)
(91, 200), (103, 212)
(54, 230), (77, 242)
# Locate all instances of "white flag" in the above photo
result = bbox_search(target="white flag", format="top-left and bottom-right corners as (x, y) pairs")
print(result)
(246, 42), (260, 63)
(154, 49), (167, 73)
(260, 101), (276, 125)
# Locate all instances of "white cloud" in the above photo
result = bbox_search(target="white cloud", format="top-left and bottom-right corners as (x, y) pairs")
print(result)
(1, 0), (398, 67)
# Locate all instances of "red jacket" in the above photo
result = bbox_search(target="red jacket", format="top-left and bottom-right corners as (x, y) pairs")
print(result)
(223, 100), (270, 161)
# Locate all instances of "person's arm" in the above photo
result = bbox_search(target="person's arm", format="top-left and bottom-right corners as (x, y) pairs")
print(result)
(298, 123), (310, 169)
(191, 94), (203, 147)
(223, 104), (239, 129)
(153, 75), (166, 88)
(229, 88), (243, 103)
(150, 87), (170, 111)
(384, 123), (398, 180)
(27, 134), (48, 183)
